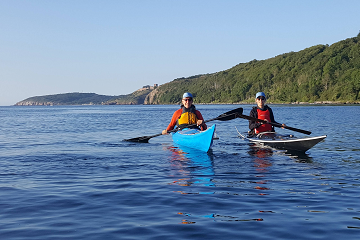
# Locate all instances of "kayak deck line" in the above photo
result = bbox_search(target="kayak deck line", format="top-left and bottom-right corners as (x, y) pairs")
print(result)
(236, 128), (327, 152)
(249, 135), (327, 144)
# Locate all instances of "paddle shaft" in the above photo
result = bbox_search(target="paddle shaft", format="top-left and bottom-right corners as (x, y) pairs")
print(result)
(161, 113), (238, 135)
(237, 114), (311, 135)
(124, 108), (243, 142)
(124, 114), (231, 142)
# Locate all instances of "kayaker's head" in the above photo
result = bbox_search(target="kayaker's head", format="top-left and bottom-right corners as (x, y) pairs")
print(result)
(255, 92), (266, 109)
(182, 92), (193, 109)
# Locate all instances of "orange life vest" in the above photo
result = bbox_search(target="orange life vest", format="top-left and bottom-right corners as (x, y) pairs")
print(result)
(255, 108), (272, 133)
(176, 106), (198, 129)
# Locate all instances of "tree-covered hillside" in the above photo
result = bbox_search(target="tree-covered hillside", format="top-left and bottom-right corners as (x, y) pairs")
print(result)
(15, 93), (120, 106)
(150, 34), (360, 104)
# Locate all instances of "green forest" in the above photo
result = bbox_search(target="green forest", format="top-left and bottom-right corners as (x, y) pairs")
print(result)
(152, 34), (360, 104)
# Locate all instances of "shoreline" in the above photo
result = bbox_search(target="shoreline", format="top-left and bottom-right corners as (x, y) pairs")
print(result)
(10, 101), (360, 107)
(196, 101), (360, 105)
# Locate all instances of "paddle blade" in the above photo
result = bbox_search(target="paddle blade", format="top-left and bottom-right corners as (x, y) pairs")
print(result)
(123, 132), (163, 143)
(224, 107), (243, 115)
(124, 137), (150, 143)
(216, 107), (243, 121)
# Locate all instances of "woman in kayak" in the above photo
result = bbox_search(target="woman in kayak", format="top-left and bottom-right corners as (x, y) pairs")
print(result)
(162, 92), (207, 135)
(249, 92), (285, 136)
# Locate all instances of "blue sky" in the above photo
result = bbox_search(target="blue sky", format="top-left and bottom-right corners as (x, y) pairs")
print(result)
(1, 0), (359, 105)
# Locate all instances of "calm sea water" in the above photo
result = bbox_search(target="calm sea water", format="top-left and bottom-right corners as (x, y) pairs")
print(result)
(0, 104), (359, 240)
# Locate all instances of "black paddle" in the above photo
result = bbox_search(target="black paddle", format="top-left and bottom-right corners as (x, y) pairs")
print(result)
(124, 107), (244, 143)
(236, 113), (312, 135)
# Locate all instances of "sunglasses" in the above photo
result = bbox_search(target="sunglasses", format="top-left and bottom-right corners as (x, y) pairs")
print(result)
(183, 98), (193, 102)
(257, 97), (266, 100)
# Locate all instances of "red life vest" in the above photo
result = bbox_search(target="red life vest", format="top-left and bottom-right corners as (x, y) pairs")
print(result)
(255, 108), (272, 133)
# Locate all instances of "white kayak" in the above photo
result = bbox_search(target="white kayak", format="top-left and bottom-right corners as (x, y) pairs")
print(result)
(238, 131), (327, 153)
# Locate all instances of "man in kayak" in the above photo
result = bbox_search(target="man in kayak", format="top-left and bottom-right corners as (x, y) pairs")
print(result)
(162, 92), (207, 135)
(249, 92), (285, 136)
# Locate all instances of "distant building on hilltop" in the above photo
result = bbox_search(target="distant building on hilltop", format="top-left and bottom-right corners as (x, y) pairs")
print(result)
(139, 84), (158, 91)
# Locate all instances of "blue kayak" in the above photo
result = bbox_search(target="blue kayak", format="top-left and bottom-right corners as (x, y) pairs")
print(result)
(171, 124), (216, 152)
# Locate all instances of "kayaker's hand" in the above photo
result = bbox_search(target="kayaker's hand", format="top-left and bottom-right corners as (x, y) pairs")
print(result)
(281, 124), (286, 129)
(260, 119), (268, 125)
(197, 119), (203, 126)
(162, 129), (169, 135)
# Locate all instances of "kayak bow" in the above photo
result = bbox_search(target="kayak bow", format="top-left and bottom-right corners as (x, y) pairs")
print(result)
(172, 124), (216, 152)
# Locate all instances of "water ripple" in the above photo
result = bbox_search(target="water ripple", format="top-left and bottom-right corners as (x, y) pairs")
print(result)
(0, 105), (360, 239)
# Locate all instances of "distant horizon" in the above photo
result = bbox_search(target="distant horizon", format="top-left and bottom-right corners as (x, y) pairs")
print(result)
(1, 1), (359, 106)
(10, 33), (360, 106)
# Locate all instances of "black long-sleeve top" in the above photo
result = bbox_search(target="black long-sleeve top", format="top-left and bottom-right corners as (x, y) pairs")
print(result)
(249, 105), (278, 134)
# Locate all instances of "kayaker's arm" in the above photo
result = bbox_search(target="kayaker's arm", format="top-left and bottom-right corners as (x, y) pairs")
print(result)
(249, 107), (262, 131)
(162, 109), (182, 135)
(165, 109), (182, 131)
(195, 110), (207, 130)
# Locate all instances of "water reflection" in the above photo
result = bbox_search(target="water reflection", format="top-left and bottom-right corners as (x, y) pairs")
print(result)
(247, 143), (314, 199)
(247, 145), (273, 195)
(166, 145), (267, 224)
(248, 143), (313, 163)
(285, 150), (313, 163)
(248, 145), (273, 173)
(166, 145), (215, 192)
(165, 145), (217, 224)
